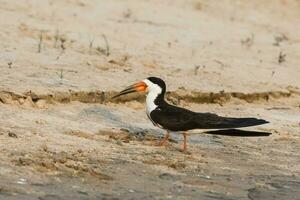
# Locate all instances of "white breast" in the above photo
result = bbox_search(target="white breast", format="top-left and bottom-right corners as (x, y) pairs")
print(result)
(143, 79), (162, 116)
(146, 91), (158, 115)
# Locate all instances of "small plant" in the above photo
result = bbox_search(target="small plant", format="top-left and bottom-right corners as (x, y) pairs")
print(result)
(273, 33), (288, 46)
(89, 37), (94, 54)
(56, 36), (67, 60)
(194, 65), (205, 75)
(123, 9), (132, 18)
(271, 71), (275, 76)
(194, 65), (200, 75)
(278, 51), (286, 64)
(7, 62), (12, 69)
(241, 33), (254, 48)
(96, 34), (110, 56)
(102, 34), (110, 56)
(60, 37), (66, 53)
(56, 69), (65, 84)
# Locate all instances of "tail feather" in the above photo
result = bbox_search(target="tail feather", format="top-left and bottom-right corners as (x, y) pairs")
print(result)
(223, 118), (269, 129)
(195, 113), (269, 129)
(204, 129), (272, 137)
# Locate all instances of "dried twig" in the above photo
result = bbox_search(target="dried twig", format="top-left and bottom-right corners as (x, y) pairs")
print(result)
(38, 31), (43, 53)
(213, 59), (226, 68)
(102, 34), (110, 56)
(89, 38), (94, 54)
(90, 34), (110, 56)
(54, 29), (59, 48)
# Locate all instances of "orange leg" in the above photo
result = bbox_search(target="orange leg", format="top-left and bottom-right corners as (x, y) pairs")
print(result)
(182, 132), (188, 151)
(158, 131), (170, 146)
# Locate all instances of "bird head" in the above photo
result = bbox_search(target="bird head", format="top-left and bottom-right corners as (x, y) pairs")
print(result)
(112, 77), (166, 98)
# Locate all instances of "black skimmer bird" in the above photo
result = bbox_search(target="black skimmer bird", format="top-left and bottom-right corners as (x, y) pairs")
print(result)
(113, 77), (269, 151)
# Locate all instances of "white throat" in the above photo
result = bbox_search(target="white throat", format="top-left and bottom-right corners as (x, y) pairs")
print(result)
(143, 79), (162, 115)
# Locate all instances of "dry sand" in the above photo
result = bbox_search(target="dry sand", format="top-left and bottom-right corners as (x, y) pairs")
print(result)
(0, 0), (300, 199)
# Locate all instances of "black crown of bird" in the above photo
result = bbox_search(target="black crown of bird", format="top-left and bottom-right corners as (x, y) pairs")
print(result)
(113, 77), (269, 151)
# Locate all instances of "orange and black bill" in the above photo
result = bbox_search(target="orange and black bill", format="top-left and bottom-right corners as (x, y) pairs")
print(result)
(112, 81), (147, 99)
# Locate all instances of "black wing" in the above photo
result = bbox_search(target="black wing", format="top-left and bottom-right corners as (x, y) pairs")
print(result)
(150, 105), (199, 131)
(150, 104), (269, 131)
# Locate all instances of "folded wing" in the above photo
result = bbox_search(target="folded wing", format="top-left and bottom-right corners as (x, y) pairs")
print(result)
(150, 105), (269, 131)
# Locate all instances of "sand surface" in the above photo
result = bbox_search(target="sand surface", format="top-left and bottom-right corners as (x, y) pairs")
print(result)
(0, 0), (300, 199)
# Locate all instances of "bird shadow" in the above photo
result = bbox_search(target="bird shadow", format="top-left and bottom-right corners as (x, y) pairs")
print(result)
(203, 129), (272, 137)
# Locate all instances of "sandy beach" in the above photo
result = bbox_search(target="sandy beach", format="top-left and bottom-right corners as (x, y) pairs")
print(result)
(0, 0), (300, 199)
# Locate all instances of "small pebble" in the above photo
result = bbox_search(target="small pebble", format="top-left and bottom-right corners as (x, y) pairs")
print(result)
(17, 178), (27, 185)
(8, 132), (18, 138)
(72, 185), (80, 189)
(116, 140), (123, 146)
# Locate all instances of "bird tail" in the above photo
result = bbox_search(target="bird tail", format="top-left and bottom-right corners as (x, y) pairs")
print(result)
(196, 114), (269, 129)
(203, 129), (271, 137)
(220, 118), (269, 129)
